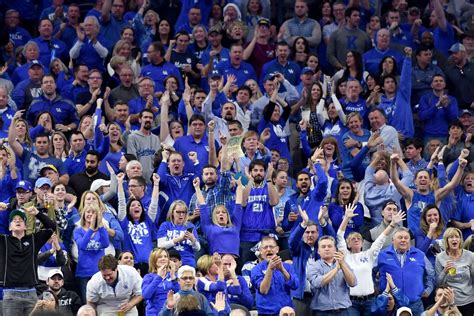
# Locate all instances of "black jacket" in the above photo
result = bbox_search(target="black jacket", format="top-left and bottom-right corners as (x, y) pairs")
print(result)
(0, 212), (56, 287)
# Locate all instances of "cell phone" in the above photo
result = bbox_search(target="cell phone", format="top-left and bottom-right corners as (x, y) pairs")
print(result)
(186, 227), (193, 233)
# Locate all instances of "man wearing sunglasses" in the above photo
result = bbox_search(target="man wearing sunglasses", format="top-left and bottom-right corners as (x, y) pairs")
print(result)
(160, 265), (214, 315)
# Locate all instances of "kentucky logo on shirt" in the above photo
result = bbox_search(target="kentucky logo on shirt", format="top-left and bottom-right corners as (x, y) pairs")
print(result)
(86, 239), (103, 250)
(128, 222), (149, 245)
(409, 257), (416, 262)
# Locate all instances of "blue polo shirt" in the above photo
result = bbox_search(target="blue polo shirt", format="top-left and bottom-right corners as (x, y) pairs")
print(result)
(27, 95), (79, 126)
(260, 59), (301, 87)
(32, 37), (67, 68)
(140, 61), (184, 93)
(173, 134), (218, 175)
(216, 60), (257, 88)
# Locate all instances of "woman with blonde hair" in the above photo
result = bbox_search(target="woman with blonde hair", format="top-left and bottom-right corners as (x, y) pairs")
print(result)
(435, 227), (474, 316)
(142, 248), (179, 314)
(244, 79), (262, 103)
(73, 204), (110, 302)
(196, 253), (231, 314)
(157, 199), (200, 267)
(337, 204), (405, 315)
(9, 112), (33, 150)
(193, 177), (244, 257)
(110, 39), (140, 77)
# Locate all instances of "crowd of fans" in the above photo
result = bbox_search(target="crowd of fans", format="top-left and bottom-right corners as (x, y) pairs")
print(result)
(0, 0), (473, 315)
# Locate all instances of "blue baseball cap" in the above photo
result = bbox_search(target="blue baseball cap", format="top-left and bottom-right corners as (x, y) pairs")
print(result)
(15, 180), (32, 191)
(210, 69), (222, 78)
(35, 177), (53, 188)
(29, 60), (42, 69)
(301, 67), (315, 75)
(263, 72), (278, 82)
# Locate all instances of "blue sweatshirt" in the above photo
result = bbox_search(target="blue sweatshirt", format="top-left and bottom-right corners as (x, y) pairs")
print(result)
(251, 261), (298, 314)
(226, 275), (253, 309)
(120, 215), (158, 264)
(288, 222), (335, 299)
(377, 56), (414, 139)
(73, 226), (110, 277)
(157, 162), (195, 224)
(142, 272), (180, 315)
(418, 92), (459, 138)
(199, 204), (243, 257)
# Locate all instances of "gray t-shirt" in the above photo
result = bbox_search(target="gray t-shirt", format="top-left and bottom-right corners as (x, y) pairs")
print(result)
(435, 250), (474, 306)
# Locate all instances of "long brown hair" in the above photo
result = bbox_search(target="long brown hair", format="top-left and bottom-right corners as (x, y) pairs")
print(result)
(420, 204), (445, 237)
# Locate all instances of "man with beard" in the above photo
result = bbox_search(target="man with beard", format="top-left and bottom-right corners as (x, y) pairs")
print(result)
(27, 75), (79, 130)
(202, 97), (238, 141)
(157, 150), (195, 225)
(282, 150), (328, 230)
(250, 236), (298, 315)
(69, 150), (108, 200)
(64, 131), (93, 176)
(445, 43), (474, 110)
(188, 163), (233, 223)
(288, 208), (335, 316)
(240, 160), (279, 264)
(307, 235), (356, 314)
(60, 64), (90, 104)
(127, 109), (161, 184)
(174, 114), (216, 175)
(44, 269), (81, 316)
(377, 228), (435, 315)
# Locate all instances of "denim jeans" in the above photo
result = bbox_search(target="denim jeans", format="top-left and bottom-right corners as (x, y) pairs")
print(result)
(408, 300), (424, 316)
(2, 289), (37, 316)
(77, 277), (91, 305)
(348, 297), (374, 316)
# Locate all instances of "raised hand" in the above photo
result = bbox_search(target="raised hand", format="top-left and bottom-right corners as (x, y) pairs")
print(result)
(116, 172), (125, 183)
(260, 128), (271, 143)
(208, 120), (215, 133)
(166, 290), (175, 309)
(344, 203), (358, 218)
(152, 173), (160, 185)
(298, 205), (309, 224)
(210, 292), (226, 312)
(311, 147), (324, 162)
(386, 272), (395, 290)
(193, 177), (200, 189)
(390, 210), (405, 226)
(318, 205), (328, 224)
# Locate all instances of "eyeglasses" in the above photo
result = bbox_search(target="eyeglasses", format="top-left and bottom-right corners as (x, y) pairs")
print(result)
(261, 245), (277, 250)
(180, 276), (194, 281)
(175, 211), (187, 215)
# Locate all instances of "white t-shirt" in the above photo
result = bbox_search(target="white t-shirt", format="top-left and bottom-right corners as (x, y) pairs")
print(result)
(87, 265), (143, 316)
